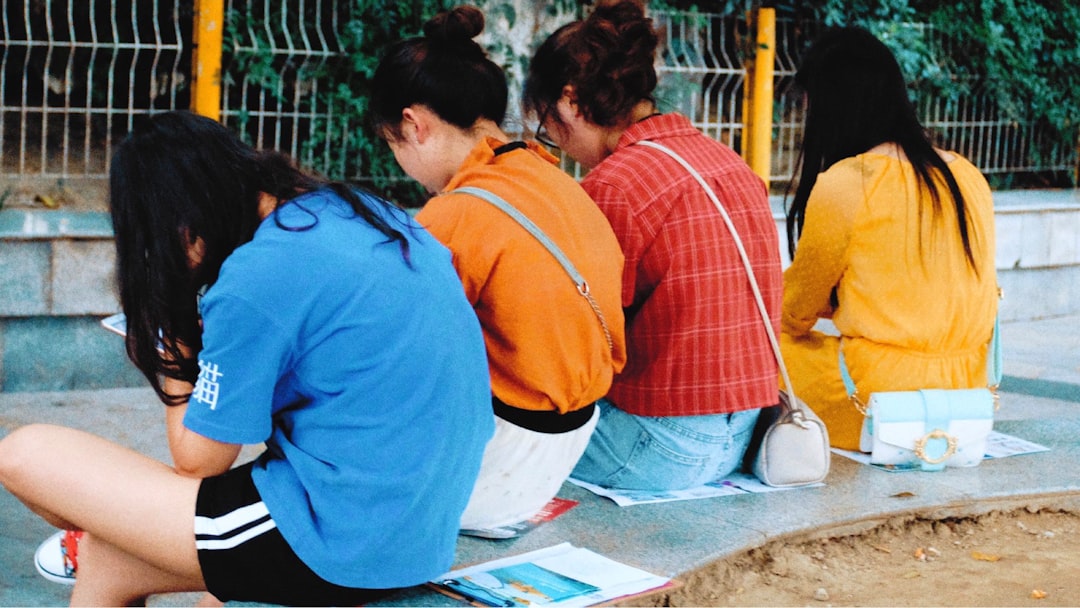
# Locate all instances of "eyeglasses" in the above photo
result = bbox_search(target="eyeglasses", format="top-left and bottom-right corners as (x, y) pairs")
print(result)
(533, 106), (559, 149)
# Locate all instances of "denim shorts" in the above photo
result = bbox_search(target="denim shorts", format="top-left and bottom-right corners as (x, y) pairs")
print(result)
(570, 398), (760, 491)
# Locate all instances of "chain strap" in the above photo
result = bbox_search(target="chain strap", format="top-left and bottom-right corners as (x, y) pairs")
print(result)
(848, 391), (869, 416)
(578, 283), (614, 352)
(449, 186), (614, 354)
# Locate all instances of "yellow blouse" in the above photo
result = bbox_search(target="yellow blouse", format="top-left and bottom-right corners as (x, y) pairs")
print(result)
(780, 150), (998, 449)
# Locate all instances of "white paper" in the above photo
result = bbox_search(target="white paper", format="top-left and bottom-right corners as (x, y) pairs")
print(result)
(832, 430), (1051, 470)
(568, 471), (821, 507)
(100, 312), (128, 337)
(981, 430), (1051, 458)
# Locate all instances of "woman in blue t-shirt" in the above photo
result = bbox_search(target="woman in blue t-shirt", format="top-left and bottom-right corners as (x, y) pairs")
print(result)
(0, 111), (493, 606)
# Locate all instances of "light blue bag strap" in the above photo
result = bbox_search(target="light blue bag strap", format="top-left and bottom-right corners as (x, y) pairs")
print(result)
(839, 315), (1003, 399)
(447, 186), (613, 352)
(838, 347), (858, 398)
(987, 315), (1002, 388)
(450, 186), (586, 286)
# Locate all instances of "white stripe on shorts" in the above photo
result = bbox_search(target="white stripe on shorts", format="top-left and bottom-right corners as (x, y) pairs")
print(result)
(194, 501), (277, 551)
(195, 519), (277, 551)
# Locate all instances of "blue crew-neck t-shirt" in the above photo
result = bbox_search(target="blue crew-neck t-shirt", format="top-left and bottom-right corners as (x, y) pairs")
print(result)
(183, 189), (493, 588)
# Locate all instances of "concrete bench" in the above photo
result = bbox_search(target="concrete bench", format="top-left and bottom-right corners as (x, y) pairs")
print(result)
(374, 385), (1080, 606)
(0, 313), (1078, 606)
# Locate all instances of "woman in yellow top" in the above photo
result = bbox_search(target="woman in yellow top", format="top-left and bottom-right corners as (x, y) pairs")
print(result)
(368, 7), (626, 531)
(780, 26), (998, 450)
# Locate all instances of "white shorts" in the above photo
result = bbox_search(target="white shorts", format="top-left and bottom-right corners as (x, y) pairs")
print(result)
(459, 405), (600, 530)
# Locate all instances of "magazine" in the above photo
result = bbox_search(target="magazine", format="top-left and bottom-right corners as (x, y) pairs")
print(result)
(569, 471), (821, 507)
(101, 312), (166, 352)
(100, 312), (128, 337)
(433, 543), (673, 607)
(460, 497), (579, 540)
(832, 430), (1051, 471)
(440, 562), (599, 607)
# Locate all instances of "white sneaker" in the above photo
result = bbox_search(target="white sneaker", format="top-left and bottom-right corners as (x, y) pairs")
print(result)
(34, 530), (81, 585)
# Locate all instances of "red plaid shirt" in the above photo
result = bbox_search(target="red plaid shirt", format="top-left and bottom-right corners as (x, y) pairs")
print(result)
(582, 113), (781, 416)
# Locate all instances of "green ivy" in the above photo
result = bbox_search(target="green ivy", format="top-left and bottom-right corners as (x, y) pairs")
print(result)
(925, 0), (1080, 164)
(223, 1), (706, 207)
(782, 0), (1079, 185)
(223, 0), (453, 206)
(223, 1), (1078, 196)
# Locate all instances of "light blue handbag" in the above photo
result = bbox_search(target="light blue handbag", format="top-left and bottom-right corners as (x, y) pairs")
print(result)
(841, 317), (1001, 471)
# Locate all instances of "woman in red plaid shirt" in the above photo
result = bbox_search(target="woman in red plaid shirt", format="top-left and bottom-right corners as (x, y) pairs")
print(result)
(524, 0), (783, 491)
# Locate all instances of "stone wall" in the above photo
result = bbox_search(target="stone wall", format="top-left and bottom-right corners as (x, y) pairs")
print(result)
(992, 190), (1080, 322)
(2, 189), (1077, 392)
(0, 209), (144, 392)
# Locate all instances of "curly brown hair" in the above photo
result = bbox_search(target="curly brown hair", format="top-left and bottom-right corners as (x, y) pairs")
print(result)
(524, 0), (657, 128)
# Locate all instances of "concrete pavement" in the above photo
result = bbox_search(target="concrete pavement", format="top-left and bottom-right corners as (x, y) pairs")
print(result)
(0, 315), (1076, 606)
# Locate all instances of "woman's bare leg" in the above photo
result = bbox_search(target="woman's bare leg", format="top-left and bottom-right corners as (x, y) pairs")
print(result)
(0, 424), (208, 605)
(71, 533), (205, 606)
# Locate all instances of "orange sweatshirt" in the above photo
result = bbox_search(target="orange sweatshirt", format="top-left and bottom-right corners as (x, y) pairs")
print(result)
(417, 138), (626, 413)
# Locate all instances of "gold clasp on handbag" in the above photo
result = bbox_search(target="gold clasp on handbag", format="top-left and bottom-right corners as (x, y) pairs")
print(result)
(913, 429), (958, 464)
(849, 391), (869, 416)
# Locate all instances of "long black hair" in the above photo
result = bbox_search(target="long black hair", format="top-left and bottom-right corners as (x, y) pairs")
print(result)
(109, 110), (410, 404)
(368, 5), (507, 140)
(786, 26), (977, 269)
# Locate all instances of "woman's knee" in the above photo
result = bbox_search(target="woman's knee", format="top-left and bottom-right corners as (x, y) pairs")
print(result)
(0, 424), (58, 491)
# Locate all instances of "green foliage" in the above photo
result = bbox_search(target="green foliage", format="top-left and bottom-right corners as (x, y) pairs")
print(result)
(814, 0), (916, 24)
(924, 0), (1080, 153)
(222, 0), (728, 207)
(789, 0), (955, 97)
(652, 0), (750, 13)
(783, 0), (1079, 184)
(223, 1), (1078, 194)
(224, 0), (453, 206)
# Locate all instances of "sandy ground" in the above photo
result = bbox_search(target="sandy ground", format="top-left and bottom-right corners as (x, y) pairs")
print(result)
(651, 508), (1080, 607)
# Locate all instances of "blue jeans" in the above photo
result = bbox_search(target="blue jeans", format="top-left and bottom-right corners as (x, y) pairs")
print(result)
(571, 398), (761, 491)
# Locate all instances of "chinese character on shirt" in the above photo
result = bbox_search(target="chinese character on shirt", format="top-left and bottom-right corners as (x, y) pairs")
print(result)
(193, 359), (224, 410)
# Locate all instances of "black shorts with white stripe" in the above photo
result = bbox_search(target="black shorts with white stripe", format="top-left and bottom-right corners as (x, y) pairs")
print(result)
(194, 461), (397, 606)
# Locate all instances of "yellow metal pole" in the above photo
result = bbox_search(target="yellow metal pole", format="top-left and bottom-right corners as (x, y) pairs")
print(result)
(740, 9), (756, 165)
(745, 7), (775, 186)
(192, 0), (224, 121)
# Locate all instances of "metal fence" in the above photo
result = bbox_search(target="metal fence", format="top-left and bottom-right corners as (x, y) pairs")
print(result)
(769, 18), (1077, 184)
(1, 2), (1074, 190)
(0, 1), (189, 178)
(218, 0), (351, 178)
(662, 13), (1077, 186)
(654, 10), (746, 150)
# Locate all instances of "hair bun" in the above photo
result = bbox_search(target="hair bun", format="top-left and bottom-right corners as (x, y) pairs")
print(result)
(423, 6), (485, 44)
(591, 0), (647, 27)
